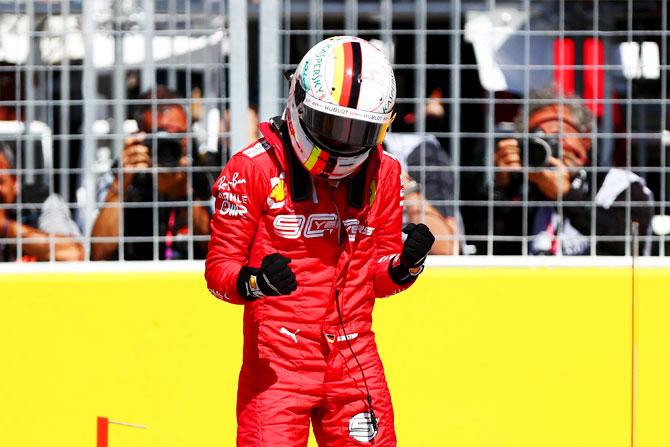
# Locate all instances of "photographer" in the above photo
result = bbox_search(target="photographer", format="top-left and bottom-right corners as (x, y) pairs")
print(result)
(494, 87), (653, 255)
(0, 143), (83, 262)
(91, 86), (211, 260)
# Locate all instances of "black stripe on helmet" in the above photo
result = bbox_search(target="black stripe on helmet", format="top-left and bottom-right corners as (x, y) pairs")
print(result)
(347, 42), (363, 109)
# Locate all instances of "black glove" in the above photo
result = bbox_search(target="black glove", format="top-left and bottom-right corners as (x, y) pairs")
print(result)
(400, 223), (435, 267)
(389, 223), (435, 284)
(237, 253), (298, 300)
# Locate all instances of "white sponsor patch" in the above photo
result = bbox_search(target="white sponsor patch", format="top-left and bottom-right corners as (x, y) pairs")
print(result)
(273, 215), (306, 239)
(217, 191), (247, 203)
(336, 333), (358, 342)
(279, 327), (300, 343)
(343, 219), (375, 242)
(304, 214), (338, 238)
(348, 412), (378, 442)
(218, 191), (249, 218)
(242, 142), (268, 158)
(216, 172), (247, 191)
(304, 93), (392, 124)
(208, 288), (229, 301)
(272, 214), (373, 240)
(272, 213), (338, 239)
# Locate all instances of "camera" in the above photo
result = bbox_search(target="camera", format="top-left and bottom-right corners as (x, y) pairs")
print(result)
(524, 128), (560, 167)
(126, 131), (184, 200)
(153, 131), (184, 167)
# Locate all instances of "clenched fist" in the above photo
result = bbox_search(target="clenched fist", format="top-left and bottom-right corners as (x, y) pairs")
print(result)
(237, 253), (298, 300)
(400, 223), (435, 267)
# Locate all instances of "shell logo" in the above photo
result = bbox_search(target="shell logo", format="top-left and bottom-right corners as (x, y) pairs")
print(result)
(270, 179), (286, 203)
(268, 174), (287, 210)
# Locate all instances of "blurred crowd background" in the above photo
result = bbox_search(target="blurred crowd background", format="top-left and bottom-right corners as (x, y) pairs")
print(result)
(0, 0), (669, 261)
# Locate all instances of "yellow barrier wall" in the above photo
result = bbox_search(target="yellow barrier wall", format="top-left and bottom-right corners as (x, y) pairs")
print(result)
(0, 267), (668, 446)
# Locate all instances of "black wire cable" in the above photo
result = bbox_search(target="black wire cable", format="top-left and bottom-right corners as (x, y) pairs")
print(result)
(335, 290), (379, 433)
(326, 164), (379, 435)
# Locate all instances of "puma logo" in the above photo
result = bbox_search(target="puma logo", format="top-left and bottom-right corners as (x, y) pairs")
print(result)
(280, 327), (300, 343)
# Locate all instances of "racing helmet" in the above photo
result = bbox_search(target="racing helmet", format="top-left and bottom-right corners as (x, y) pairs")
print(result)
(284, 36), (396, 180)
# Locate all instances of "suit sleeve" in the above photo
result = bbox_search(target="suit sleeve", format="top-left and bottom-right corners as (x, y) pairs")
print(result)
(205, 153), (268, 304)
(372, 157), (415, 298)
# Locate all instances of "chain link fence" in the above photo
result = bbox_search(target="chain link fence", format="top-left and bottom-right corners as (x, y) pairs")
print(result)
(0, 0), (668, 261)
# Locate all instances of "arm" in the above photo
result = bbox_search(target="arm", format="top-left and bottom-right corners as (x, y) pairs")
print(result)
(403, 174), (459, 255)
(91, 135), (151, 261)
(91, 179), (121, 260)
(205, 154), (267, 304)
(372, 159), (419, 298)
(0, 211), (83, 261)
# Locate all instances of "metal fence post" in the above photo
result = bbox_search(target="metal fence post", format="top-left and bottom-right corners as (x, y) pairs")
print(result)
(82, 0), (98, 260)
(259, 0), (281, 122)
(230, 0), (249, 153)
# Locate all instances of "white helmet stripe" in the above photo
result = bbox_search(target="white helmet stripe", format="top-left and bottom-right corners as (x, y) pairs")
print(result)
(303, 93), (393, 124)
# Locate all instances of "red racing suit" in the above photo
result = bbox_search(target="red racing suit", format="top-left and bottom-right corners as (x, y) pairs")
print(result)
(205, 119), (417, 446)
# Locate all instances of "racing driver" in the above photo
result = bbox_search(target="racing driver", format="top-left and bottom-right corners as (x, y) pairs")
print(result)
(205, 36), (434, 446)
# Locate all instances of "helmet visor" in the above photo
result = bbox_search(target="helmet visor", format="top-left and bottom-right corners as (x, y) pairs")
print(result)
(301, 94), (394, 156)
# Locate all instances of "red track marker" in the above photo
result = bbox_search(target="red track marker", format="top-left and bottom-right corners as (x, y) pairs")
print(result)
(97, 417), (109, 447)
(97, 416), (147, 446)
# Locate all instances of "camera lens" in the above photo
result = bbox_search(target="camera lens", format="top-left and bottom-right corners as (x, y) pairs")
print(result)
(525, 128), (561, 167)
(154, 131), (183, 167)
(526, 136), (551, 167)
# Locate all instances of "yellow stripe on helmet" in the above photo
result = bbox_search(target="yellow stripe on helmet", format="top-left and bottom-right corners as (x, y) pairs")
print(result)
(375, 112), (397, 145)
(331, 44), (345, 104)
(303, 146), (322, 171)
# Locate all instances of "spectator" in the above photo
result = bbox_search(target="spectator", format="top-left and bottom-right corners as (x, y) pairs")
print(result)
(0, 143), (83, 261)
(384, 133), (461, 254)
(493, 86), (653, 255)
(91, 86), (212, 260)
